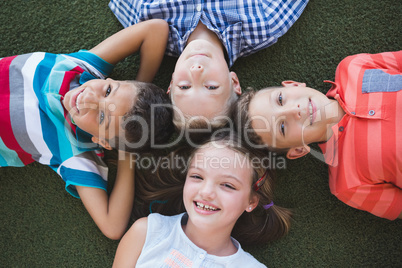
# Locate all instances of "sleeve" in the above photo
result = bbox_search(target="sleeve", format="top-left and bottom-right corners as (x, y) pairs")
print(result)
(67, 50), (115, 77)
(57, 151), (109, 198)
(333, 182), (402, 220)
(109, 0), (144, 28)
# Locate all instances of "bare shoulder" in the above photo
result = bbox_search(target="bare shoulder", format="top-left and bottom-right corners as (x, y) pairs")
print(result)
(113, 217), (149, 267)
(127, 217), (148, 239)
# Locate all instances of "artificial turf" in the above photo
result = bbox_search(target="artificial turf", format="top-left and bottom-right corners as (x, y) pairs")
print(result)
(1, 0), (401, 267)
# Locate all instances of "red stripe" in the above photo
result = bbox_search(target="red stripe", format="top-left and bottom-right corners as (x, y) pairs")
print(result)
(58, 66), (84, 96)
(394, 51), (402, 72)
(60, 66), (85, 135)
(382, 91), (397, 180)
(370, 53), (398, 181)
(0, 56), (34, 165)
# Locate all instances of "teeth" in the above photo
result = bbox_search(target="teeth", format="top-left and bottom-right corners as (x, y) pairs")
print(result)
(76, 92), (82, 111)
(196, 202), (217, 211)
(309, 100), (313, 125)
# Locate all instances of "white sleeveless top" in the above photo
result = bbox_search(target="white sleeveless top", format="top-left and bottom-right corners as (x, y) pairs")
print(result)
(136, 213), (267, 268)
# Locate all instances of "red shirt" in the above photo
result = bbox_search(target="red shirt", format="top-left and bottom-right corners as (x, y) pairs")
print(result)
(318, 51), (402, 220)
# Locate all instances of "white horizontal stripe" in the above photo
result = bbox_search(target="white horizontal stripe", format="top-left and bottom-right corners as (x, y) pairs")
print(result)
(59, 154), (108, 181)
(22, 53), (53, 165)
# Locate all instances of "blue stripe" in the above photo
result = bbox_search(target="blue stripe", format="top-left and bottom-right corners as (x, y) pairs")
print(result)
(59, 166), (108, 198)
(33, 53), (64, 167)
(68, 50), (114, 76)
(0, 137), (24, 166)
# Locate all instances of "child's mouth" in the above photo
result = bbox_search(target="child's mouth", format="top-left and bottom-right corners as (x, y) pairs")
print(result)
(75, 91), (83, 113)
(309, 98), (316, 125)
(194, 201), (219, 212)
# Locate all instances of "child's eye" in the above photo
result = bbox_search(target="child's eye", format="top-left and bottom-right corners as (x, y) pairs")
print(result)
(278, 92), (283, 105)
(206, 85), (219, 90)
(99, 111), (105, 124)
(179, 85), (191, 90)
(223, 183), (236, 190)
(280, 121), (285, 136)
(190, 175), (202, 180)
(105, 87), (111, 97)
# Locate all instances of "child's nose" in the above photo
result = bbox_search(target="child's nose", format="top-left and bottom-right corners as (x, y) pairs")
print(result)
(284, 104), (301, 119)
(190, 63), (204, 73)
(81, 90), (99, 109)
(199, 182), (216, 200)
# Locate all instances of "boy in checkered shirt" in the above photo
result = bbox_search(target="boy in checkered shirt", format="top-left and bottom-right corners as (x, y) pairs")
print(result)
(109, 0), (309, 131)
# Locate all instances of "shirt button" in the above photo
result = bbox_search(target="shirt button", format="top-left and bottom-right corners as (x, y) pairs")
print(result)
(196, 4), (202, 11)
(368, 110), (375, 116)
(351, 112), (356, 115)
(199, 253), (205, 259)
(339, 126), (344, 132)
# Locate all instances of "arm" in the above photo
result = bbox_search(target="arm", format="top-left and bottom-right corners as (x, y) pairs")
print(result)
(76, 151), (135, 240)
(113, 217), (148, 267)
(89, 19), (169, 82)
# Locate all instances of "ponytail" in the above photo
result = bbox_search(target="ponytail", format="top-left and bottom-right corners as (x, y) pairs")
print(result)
(232, 167), (292, 245)
(232, 203), (292, 245)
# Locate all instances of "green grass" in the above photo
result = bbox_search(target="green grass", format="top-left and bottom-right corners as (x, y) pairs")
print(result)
(1, 0), (401, 267)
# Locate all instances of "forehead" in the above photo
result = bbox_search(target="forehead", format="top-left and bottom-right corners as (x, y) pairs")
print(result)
(248, 88), (282, 148)
(190, 144), (250, 170)
(112, 82), (137, 112)
(101, 82), (137, 139)
(172, 93), (229, 120)
(191, 144), (254, 184)
(249, 88), (276, 124)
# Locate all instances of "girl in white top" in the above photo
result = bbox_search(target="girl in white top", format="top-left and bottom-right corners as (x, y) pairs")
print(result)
(113, 133), (292, 267)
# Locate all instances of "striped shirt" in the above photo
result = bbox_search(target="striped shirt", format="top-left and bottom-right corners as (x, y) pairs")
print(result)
(108, 0), (309, 67)
(318, 51), (402, 220)
(0, 50), (114, 198)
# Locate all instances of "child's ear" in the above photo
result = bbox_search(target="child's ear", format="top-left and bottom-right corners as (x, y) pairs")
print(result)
(286, 145), (310, 159)
(167, 74), (174, 94)
(167, 81), (172, 94)
(281, 80), (307, 87)
(246, 195), (260, 212)
(230, 71), (242, 95)
(91, 137), (113, 150)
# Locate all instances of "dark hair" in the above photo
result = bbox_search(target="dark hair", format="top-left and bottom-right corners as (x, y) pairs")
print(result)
(134, 131), (292, 245)
(114, 81), (174, 153)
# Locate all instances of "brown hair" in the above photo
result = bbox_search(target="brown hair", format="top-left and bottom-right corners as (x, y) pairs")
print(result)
(232, 90), (264, 146)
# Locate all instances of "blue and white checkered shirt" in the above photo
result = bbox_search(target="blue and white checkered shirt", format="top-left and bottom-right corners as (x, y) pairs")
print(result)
(109, 0), (308, 67)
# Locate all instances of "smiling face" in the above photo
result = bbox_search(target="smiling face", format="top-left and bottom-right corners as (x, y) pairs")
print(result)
(169, 40), (241, 121)
(62, 78), (137, 145)
(183, 143), (256, 234)
(248, 84), (341, 150)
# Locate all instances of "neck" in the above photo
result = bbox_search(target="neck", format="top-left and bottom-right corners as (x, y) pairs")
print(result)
(182, 218), (237, 256)
(322, 99), (346, 142)
(187, 22), (224, 51)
